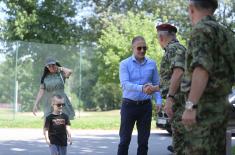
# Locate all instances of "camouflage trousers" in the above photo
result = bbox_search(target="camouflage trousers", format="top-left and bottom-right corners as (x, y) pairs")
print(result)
(171, 94), (186, 155)
(183, 95), (228, 155)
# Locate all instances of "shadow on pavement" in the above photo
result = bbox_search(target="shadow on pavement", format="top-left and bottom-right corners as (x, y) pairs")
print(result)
(0, 132), (172, 155)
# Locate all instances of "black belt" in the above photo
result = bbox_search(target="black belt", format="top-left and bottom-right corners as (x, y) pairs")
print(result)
(122, 98), (151, 105)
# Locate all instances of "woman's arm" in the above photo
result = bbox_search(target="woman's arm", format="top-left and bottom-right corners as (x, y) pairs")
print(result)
(58, 67), (72, 78)
(33, 85), (45, 116)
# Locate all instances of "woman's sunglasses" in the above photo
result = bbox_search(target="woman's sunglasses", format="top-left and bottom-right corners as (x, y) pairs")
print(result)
(136, 46), (147, 51)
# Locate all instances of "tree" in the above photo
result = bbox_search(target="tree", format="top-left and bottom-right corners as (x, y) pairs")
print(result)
(84, 0), (234, 110)
(98, 12), (163, 83)
(216, 1), (235, 32)
(0, 56), (15, 104)
(1, 0), (82, 111)
(0, 19), (5, 40)
(1, 0), (234, 112)
(2, 0), (81, 44)
(94, 12), (163, 109)
(70, 44), (100, 110)
(79, 0), (189, 42)
(92, 82), (121, 111)
(80, 0), (234, 42)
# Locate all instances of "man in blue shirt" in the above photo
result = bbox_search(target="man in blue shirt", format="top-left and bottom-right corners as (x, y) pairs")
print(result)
(117, 36), (161, 155)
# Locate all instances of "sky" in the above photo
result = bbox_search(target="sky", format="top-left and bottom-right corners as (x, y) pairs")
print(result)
(0, 1), (7, 21)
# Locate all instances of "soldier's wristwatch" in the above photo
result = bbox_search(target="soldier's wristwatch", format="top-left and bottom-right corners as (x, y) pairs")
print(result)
(185, 101), (198, 111)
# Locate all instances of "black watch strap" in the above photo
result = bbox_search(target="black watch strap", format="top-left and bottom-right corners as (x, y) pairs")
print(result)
(192, 104), (198, 109)
(167, 94), (175, 99)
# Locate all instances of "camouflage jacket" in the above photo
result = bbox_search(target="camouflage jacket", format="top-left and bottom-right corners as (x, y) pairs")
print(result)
(181, 15), (235, 96)
(160, 39), (186, 98)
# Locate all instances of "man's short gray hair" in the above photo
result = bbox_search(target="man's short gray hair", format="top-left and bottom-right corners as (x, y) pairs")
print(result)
(131, 36), (145, 45)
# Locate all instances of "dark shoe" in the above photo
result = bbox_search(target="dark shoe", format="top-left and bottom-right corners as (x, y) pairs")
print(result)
(167, 145), (174, 153)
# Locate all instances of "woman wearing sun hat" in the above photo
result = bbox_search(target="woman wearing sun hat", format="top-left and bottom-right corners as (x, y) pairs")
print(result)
(33, 57), (75, 120)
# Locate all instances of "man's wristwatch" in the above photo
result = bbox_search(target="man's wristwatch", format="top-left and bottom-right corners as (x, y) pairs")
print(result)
(166, 94), (175, 100)
(185, 101), (198, 111)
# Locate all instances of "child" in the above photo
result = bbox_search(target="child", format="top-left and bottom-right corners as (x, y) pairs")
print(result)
(44, 94), (72, 155)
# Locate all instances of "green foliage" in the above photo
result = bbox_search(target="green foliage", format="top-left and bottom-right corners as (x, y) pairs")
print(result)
(79, 0), (190, 42)
(3, 0), (38, 40)
(0, 41), (80, 112)
(0, 19), (5, 40)
(80, 0), (234, 42)
(232, 145), (235, 155)
(69, 44), (100, 111)
(0, 57), (15, 103)
(92, 82), (121, 111)
(98, 12), (163, 83)
(82, 0), (234, 98)
(216, 1), (235, 32)
(1, 0), (234, 112)
(2, 0), (81, 44)
(1, 0), (83, 111)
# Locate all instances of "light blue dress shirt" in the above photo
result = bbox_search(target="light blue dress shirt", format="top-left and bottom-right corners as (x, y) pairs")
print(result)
(119, 55), (162, 105)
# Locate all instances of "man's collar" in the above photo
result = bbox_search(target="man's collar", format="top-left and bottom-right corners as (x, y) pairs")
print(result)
(132, 55), (147, 64)
(164, 39), (179, 50)
(196, 15), (215, 26)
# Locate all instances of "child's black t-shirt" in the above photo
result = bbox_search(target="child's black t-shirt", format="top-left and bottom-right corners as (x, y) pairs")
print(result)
(44, 113), (70, 146)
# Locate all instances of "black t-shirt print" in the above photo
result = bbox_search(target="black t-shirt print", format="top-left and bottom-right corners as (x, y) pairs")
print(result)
(44, 113), (70, 146)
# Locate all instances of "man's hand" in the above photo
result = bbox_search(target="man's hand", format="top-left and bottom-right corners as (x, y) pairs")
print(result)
(182, 109), (197, 126)
(164, 98), (174, 119)
(143, 84), (153, 94)
(155, 104), (162, 113)
(143, 84), (159, 95)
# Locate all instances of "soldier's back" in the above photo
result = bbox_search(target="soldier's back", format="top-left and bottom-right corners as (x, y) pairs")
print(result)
(187, 15), (234, 96)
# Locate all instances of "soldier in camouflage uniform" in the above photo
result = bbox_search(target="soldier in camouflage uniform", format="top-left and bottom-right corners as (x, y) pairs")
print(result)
(181, 0), (235, 154)
(156, 24), (187, 154)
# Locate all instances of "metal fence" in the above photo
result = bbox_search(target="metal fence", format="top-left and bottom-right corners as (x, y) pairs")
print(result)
(0, 40), (94, 119)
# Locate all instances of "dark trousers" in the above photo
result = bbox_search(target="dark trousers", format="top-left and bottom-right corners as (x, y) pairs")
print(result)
(117, 99), (152, 155)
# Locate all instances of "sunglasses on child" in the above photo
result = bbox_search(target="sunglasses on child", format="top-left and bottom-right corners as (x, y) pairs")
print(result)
(136, 46), (147, 51)
(54, 103), (65, 107)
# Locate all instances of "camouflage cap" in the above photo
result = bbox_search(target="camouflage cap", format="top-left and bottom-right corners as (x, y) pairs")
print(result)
(156, 23), (177, 33)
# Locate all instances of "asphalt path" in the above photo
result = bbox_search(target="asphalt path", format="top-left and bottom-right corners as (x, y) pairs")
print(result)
(0, 129), (173, 155)
(0, 129), (235, 155)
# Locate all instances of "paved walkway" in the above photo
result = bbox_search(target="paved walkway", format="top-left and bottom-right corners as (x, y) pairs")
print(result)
(0, 129), (235, 155)
(0, 129), (172, 155)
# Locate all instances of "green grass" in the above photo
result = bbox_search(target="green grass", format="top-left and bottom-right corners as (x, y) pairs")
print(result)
(233, 146), (235, 155)
(0, 110), (157, 129)
(72, 110), (121, 129)
(0, 108), (15, 120)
